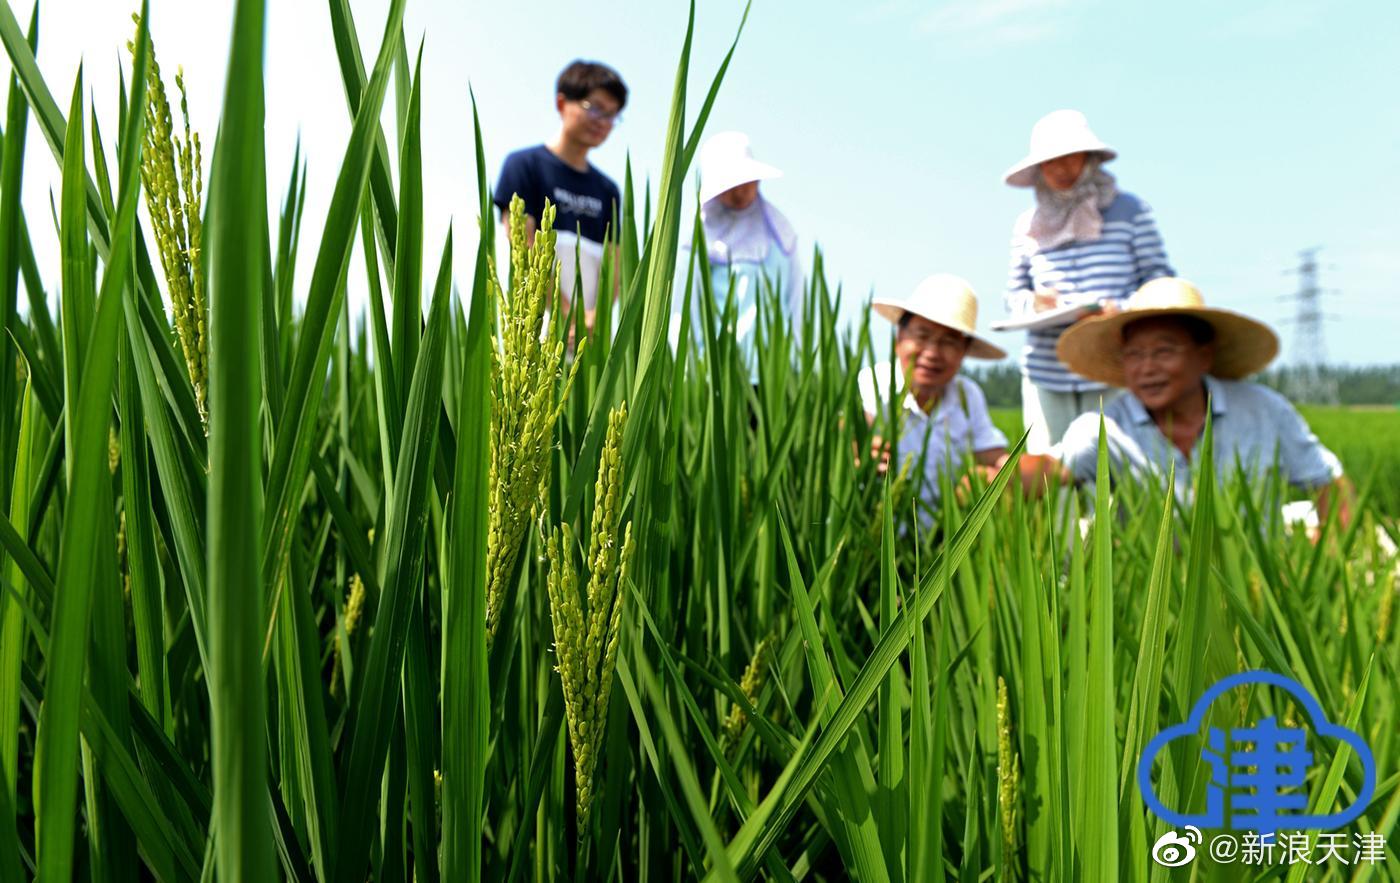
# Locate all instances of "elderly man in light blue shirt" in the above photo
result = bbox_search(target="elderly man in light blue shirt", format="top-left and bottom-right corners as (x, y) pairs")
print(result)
(1023, 278), (1352, 524)
(1056, 374), (1342, 495)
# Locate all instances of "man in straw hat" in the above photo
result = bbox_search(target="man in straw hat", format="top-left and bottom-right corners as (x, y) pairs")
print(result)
(859, 275), (1010, 517)
(1020, 277), (1353, 525)
(1002, 109), (1174, 453)
(672, 132), (804, 360)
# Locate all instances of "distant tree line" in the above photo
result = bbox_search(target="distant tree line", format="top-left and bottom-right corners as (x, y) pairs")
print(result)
(1257, 364), (1400, 406)
(962, 364), (1023, 409)
(963, 363), (1400, 408)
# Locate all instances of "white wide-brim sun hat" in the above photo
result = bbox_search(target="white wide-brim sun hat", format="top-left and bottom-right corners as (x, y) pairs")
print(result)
(1003, 109), (1117, 188)
(699, 131), (783, 205)
(872, 274), (1007, 360)
(1056, 277), (1280, 387)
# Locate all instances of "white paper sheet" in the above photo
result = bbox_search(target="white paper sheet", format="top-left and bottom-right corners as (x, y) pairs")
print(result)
(990, 302), (1101, 332)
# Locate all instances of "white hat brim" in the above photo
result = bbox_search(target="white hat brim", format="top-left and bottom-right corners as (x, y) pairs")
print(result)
(1003, 144), (1117, 188)
(872, 298), (1007, 360)
(700, 158), (783, 206)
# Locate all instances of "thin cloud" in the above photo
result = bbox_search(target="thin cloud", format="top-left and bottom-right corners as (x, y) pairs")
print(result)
(851, 0), (918, 23)
(1210, 2), (1322, 40)
(916, 0), (1080, 45)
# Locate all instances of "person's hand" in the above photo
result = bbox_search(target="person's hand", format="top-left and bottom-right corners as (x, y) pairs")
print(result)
(1017, 453), (1067, 498)
(854, 434), (892, 476)
(871, 435), (892, 476)
(1310, 477), (1356, 543)
(955, 472), (974, 506)
(954, 464), (1014, 506)
(1095, 301), (1122, 319)
(1033, 289), (1059, 313)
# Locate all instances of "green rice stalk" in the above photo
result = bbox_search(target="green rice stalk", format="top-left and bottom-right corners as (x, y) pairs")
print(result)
(329, 572), (365, 699)
(1377, 567), (1394, 643)
(130, 20), (207, 422)
(722, 635), (776, 747)
(546, 402), (633, 834)
(107, 423), (120, 474)
(486, 195), (582, 643)
(996, 675), (1020, 872)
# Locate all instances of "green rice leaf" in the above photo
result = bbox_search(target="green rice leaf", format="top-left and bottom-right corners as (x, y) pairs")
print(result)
(335, 232), (452, 883)
(440, 88), (493, 883)
(389, 45), (423, 415)
(0, 379), (35, 883)
(0, 2), (112, 255)
(1078, 415), (1118, 878)
(203, 0), (274, 877)
(36, 14), (147, 868)
(715, 434), (1023, 879)
(261, 0), (406, 596)
(325, 0), (400, 269)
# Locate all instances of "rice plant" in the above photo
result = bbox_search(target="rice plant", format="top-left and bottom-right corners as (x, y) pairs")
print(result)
(0, 1), (1395, 881)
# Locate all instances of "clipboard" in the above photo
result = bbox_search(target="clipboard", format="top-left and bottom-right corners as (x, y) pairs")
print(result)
(990, 302), (1102, 332)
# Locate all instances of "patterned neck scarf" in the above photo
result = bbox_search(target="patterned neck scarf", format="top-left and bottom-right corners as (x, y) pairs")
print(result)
(1027, 157), (1118, 251)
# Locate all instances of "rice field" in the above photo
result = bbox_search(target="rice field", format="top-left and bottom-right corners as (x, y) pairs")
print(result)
(0, 2), (1397, 881)
(1301, 407), (1400, 516)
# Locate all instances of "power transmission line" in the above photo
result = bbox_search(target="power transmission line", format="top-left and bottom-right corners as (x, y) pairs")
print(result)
(1278, 247), (1339, 404)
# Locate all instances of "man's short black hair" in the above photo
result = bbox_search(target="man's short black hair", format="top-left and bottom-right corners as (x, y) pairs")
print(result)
(556, 60), (628, 110)
(1123, 314), (1216, 346)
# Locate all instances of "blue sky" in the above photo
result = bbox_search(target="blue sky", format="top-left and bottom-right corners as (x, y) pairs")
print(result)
(8, 0), (1399, 365)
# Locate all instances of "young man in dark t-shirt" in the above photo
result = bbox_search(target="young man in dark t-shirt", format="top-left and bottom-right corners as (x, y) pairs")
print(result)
(493, 60), (626, 333)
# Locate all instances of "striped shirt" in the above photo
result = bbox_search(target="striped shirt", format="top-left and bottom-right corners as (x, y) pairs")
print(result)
(1005, 192), (1173, 392)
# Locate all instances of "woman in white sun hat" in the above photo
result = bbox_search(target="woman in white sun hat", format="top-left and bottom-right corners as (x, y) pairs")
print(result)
(673, 132), (804, 362)
(858, 274), (1010, 520)
(1003, 109), (1175, 454)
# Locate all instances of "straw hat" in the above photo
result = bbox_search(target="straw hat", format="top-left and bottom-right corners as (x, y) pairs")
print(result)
(1003, 109), (1117, 188)
(699, 131), (783, 205)
(872, 274), (1007, 360)
(1056, 277), (1280, 386)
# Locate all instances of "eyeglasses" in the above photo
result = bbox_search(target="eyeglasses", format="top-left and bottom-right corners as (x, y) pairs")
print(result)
(578, 99), (622, 125)
(898, 330), (969, 353)
(1121, 343), (1190, 367)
